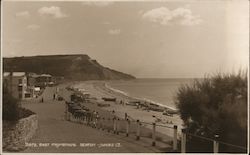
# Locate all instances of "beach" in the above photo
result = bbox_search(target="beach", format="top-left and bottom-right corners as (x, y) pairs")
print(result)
(20, 84), (171, 153)
(71, 80), (184, 138)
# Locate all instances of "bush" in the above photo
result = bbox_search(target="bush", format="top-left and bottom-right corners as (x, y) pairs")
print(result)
(3, 85), (20, 121)
(19, 107), (35, 119)
(3, 82), (35, 121)
(175, 71), (247, 152)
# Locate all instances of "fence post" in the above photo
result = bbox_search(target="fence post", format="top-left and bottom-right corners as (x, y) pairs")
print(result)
(79, 115), (83, 124)
(87, 114), (90, 126)
(152, 122), (156, 146)
(78, 115), (81, 123)
(102, 117), (105, 130)
(65, 104), (68, 120)
(213, 134), (219, 153)
(69, 112), (72, 121)
(116, 118), (120, 135)
(76, 115), (79, 122)
(113, 117), (117, 134)
(96, 117), (99, 128)
(84, 114), (87, 124)
(73, 113), (76, 122)
(66, 111), (68, 121)
(181, 128), (186, 153)
(173, 125), (178, 151)
(73, 113), (75, 122)
(82, 115), (85, 124)
(107, 118), (110, 132)
(136, 120), (140, 140)
(126, 119), (129, 137)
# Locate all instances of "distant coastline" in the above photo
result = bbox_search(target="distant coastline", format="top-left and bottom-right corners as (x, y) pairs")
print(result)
(3, 54), (136, 80)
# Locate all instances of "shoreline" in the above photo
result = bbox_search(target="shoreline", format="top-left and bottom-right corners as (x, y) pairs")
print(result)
(70, 80), (184, 138)
(104, 82), (178, 111)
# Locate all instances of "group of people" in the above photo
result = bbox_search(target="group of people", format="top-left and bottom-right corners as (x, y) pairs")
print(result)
(113, 100), (126, 106)
(91, 110), (100, 128)
(77, 110), (100, 128)
(119, 100), (126, 106)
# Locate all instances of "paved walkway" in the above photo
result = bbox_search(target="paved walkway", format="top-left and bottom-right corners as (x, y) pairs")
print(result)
(21, 86), (165, 153)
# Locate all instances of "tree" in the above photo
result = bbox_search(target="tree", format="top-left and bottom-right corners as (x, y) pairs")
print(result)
(175, 71), (247, 152)
(3, 82), (20, 121)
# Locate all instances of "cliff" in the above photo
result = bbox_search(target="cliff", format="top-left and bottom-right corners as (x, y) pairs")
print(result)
(3, 54), (135, 80)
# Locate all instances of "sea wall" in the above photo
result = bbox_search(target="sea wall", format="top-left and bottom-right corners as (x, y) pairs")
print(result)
(3, 114), (38, 152)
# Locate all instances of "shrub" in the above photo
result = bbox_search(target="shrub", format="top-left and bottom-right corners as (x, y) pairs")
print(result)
(3, 84), (20, 121)
(175, 71), (247, 152)
(19, 108), (35, 119)
(3, 83), (36, 121)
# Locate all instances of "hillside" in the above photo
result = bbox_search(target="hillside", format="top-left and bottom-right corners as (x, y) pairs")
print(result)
(3, 54), (135, 80)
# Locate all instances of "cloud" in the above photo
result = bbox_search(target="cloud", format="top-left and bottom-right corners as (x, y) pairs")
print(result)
(81, 1), (114, 7)
(108, 29), (121, 35)
(16, 11), (30, 18)
(27, 24), (40, 30)
(142, 7), (202, 26)
(102, 21), (111, 25)
(38, 6), (68, 18)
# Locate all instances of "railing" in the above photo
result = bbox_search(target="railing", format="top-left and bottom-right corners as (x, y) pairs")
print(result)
(64, 103), (247, 153)
(181, 128), (247, 153)
(64, 104), (178, 151)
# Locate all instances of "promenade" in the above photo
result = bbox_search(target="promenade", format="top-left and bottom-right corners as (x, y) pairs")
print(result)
(21, 86), (167, 153)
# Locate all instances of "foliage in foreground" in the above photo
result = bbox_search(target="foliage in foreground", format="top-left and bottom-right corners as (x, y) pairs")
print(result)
(3, 83), (35, 121)
(175, 71), (247, 152)
(3, 84), (20, 121)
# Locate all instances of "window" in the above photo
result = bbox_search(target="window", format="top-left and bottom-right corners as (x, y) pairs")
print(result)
(19, 93), (22, 99)
(25, 93), (31, 98)
(18, 79), (22, 84)
(18, 86), (22, 91)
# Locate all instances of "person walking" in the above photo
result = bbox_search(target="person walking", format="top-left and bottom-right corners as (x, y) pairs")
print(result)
(92, 110), (97, 128)
(96, 112), (100, 128)
(112, 110), (116, 120)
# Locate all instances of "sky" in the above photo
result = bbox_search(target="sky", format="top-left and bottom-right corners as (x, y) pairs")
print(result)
(2, 0), (249, 78)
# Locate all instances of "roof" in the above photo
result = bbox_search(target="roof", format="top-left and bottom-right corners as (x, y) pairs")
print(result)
(3, 72), (10, 77)
(28, 73), (39, 78)
(3, 72), (26, 77)
(34, 87), (41, 91)
(40, 74), (52, 77)
(13, 72), (26, 76)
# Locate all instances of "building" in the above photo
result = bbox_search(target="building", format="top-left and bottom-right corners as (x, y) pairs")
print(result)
(26, 73), (41, 97)
(27, 73), (39, 87)
(3, 72), (29, 99)
(35, 74), (53, 88)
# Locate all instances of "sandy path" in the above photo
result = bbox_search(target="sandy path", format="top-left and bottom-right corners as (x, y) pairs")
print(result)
(21, 86), (166, 153)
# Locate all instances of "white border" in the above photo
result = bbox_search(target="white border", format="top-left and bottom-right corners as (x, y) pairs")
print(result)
(0, 0), (249, 155)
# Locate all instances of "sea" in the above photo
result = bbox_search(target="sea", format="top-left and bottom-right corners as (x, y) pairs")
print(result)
(106, 78), (194, 110)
